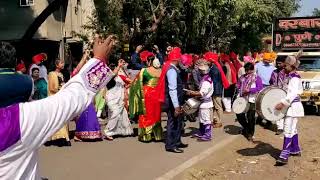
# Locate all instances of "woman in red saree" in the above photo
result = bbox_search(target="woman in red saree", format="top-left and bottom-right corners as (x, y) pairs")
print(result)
(129, 51), (163, 142)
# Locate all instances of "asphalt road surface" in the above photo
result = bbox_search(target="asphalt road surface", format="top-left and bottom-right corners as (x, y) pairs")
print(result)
(39, 114), (239, 180)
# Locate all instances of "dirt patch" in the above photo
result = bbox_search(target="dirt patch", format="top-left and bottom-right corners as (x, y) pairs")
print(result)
(176, 116), (320, 180)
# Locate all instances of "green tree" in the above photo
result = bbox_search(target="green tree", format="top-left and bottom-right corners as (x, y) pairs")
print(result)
(313, 8), (320, 16)
(83, 0), (300, 54)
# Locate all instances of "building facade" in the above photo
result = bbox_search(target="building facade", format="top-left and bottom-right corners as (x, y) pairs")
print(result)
(0, 0), (95, 68)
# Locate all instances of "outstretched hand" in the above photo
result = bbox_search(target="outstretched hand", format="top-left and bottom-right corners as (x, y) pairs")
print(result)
(93, 34), (115, 63)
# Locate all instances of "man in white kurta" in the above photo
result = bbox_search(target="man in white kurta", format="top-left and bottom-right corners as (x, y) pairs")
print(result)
(188, 60), (214, 141)
(275, 55), (304, 166)
(0, 36), (115, 179)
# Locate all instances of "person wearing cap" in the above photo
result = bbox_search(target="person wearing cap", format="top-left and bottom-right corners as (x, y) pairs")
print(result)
(29, 53), (48, 82)
(0, 36), (116, 179)
(186, 59), (214, 141)
(16, 60), (26, 74)
(205, 52), (229, 128)
(156, 47), (188, 153)
(275, 53), (304, 166)
(255, 52), (276, 87)
(221, 53), (237, 113)
(255, 52), (276, 127)
(229, 52), (243, 75)
(269, 56), (287, 135)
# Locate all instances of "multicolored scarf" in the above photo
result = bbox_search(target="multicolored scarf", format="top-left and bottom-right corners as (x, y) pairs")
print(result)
(238, 73), (257, 96)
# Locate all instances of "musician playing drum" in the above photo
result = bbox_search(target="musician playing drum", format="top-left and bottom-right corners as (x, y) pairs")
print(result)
(186, 59), (214, 141)
(269, 56), (286, 135)
(275, 54), (304, 166)
(236, 63), (263, 142)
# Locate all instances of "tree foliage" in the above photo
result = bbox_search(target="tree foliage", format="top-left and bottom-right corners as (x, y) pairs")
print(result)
(313, 8), (320, 16)
(84, 0), (300, 54)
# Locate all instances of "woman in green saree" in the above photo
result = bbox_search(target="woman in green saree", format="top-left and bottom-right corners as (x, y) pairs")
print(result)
(129, 51), (163, 142)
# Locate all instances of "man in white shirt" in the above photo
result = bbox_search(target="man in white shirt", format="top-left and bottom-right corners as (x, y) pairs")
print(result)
(0, 35), (116, 180)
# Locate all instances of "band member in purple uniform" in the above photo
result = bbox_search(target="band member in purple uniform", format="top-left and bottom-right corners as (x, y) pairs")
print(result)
(186, 59), (214, 141)
(275, 54), (304, 166)
(236, 63), (263, 142)
(269, 56), (286, 135)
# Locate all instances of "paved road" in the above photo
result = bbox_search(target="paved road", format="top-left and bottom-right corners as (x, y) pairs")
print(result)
(39, 114), (239, 180)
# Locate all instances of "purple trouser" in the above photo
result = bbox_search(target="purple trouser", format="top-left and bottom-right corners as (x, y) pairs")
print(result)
(279, 134), (301, 160)
(198, 124), (212, 141)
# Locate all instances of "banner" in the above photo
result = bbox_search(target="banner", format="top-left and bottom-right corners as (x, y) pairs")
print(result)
(274, 17), (320, 50)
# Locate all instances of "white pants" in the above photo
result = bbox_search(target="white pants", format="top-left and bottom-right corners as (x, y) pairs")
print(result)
(276, 118), (284, 130)
(222, 97), (232, 112)
(199, 108), (213, 125)
(283, 117), (298, 138)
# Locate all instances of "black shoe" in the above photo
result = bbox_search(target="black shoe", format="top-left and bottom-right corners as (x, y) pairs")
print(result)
(275, 158), (288, 166)
(166, 148), (184, 153)
(44, 141), (52, 146)
(177, 143), (189, 148)
(264, 121), (273, 129)
(290, 152), (301, 157)
(65, 141), (72, 146)
(247, 135), (254, 142)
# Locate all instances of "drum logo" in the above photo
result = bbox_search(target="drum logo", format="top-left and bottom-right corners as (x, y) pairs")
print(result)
(302, 81), (311, 90)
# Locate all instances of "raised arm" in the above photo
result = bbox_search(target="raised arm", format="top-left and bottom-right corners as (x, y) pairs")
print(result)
(71, 50), (90, 77)
(19, 35), (116, 150)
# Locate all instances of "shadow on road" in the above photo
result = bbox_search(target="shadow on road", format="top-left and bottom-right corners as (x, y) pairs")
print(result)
(182, 127), (198, 137)
(236, 141), (281, 160)
(224, 125), (242, 135)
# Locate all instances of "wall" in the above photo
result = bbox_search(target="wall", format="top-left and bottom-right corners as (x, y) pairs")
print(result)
(0, 0), (95, 41)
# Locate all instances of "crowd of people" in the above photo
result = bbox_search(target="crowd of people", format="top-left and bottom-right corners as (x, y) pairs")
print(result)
(0, 34), (304, 179)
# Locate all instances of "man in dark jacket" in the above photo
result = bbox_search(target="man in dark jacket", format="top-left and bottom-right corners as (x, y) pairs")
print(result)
(209, 63), (224, 128)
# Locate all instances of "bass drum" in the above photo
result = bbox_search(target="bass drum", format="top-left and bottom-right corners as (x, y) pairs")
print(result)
(232, 97), (249, 114)
(256, 86), (287, 122)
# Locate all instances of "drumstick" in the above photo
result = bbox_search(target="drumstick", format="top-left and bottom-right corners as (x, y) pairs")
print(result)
(183, 89), (193, 92)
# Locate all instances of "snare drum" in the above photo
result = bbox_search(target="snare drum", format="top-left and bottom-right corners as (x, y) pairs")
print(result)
(256, 86), (287, 122)
(232, 97), (249, 114)
(182, 98), (201, 115)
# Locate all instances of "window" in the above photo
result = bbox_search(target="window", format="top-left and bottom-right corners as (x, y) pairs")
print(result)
(20, 0), (34, 7)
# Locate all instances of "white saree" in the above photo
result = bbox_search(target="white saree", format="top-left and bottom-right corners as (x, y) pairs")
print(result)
(104, 76), (133, 137)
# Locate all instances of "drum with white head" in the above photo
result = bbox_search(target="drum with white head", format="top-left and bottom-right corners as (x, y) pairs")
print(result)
(232, 97), (249, 114)
(256, 86), (287, 122)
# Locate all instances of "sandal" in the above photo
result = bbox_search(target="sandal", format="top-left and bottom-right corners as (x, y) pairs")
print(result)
(105, 136), (114, 141)
(74, 137), (82, 142)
